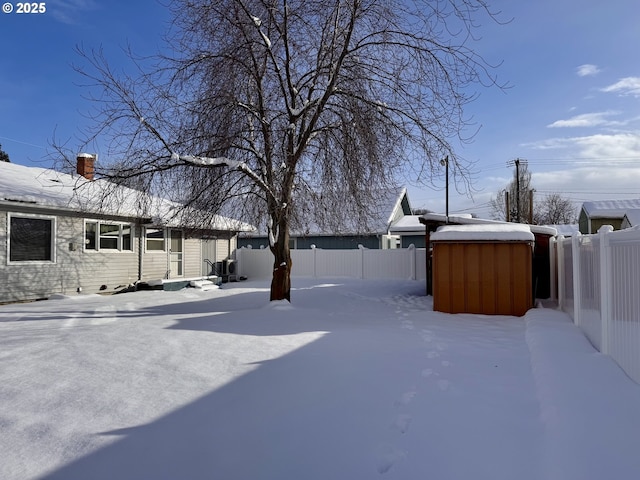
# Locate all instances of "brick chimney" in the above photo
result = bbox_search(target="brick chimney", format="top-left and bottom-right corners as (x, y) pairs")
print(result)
(76, 153), (96, 180)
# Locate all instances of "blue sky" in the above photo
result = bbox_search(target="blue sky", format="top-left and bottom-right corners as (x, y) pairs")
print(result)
(1, 0), (639, 219)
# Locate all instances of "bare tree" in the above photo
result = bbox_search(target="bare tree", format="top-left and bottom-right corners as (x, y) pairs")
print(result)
(69, 0), (505, 301)
(490, 162), (533, 222)
(490, 164), (576, 224)
(534, 193), (577, 225)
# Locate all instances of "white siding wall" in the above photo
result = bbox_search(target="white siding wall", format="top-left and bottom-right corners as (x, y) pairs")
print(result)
(1, 213), (139, 303)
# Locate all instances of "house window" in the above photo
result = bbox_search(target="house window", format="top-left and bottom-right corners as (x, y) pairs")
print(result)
(145, 228), (165, 251)
(8, 214), (55, 262)
(85, 221), (133, 251)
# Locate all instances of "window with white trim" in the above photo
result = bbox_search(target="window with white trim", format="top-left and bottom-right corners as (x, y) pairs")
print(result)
(8, 214), (56, 262)
(85, 221), (133, 251)
(145, 228), (165, 251)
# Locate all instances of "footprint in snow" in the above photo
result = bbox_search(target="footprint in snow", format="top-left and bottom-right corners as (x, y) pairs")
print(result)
(376, 444), (407, 474)
(437, 379), (451, 391)
(393, 413), (412, 434)
(394, 389), (416, 407)
(427, 350), (440, 359)
(401, 320), (414, 330)
(421, 368), (438, 378)
(441, 360), (452, 367)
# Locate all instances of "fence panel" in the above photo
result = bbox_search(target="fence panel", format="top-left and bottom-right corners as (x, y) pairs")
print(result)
(363, 248), (412, 279)
(237, 246), (426, 280)
(315, 249), (362, 278)
(608, 231), (640, 382)
(577, 235), (602, 350)
(560, 238), (574, 318)
(236, 248), (273, 278)
(556, 226), (640, 383)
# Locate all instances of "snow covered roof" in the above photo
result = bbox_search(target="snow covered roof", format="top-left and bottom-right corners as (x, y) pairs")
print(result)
(544, 224), (580, 237)
(0, 161), (254, 231)
(389, 215), (423, 233)
(420, 213), (557, 237)
(582, 199), (640, 218)
(242, 186), (410, 237)
(623, 210), (640, 227)
(431, 223), (535, 242)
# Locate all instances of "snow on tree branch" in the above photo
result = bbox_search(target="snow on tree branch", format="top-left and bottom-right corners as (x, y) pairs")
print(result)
(171, 152), (276, 203)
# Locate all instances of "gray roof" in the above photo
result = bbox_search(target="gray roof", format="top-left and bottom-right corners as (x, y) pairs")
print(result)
(582, 199), (640, 218)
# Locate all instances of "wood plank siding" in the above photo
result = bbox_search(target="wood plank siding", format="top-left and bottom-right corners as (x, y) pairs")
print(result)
(432, 241), (533, 317)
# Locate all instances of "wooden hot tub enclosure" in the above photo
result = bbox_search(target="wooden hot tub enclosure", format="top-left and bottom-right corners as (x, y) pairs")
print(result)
(431, 224), (534, 317)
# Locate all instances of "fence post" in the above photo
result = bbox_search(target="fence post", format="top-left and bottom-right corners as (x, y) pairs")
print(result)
(311, 244), (317, 278)
(556, 235), (565, 310)
(599, 225), (614, 355)
(572, 233), (582, 326)
(549, 236), (557, 302)
(358, 244), (365, 279)
(408, 244), (416, 280)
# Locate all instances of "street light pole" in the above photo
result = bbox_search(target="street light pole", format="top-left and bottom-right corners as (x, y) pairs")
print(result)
(440, 155), (449, 221)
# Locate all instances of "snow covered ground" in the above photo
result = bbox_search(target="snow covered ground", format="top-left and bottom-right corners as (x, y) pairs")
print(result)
(2, 278), (640, 480)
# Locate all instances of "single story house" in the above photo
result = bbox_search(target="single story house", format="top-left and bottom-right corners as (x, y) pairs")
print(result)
(239, 187), (413, 250)
(0, 156), (253, 303)
(579, 199), (640, 234)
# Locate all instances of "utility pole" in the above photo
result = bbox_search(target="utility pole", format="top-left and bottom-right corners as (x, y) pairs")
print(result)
(505, 191), (510, 222)
(529, 189), (534, 224)
(506, 158), (527, 223)
(441, 155), (449, 221)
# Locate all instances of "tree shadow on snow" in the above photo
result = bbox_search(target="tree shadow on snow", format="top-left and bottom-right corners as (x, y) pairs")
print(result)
(39, 281), (426, 480)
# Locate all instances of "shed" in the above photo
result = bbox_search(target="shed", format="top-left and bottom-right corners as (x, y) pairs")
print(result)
(431, 224), (534, 317)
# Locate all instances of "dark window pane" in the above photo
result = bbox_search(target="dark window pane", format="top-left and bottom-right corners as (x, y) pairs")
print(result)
(122, 226), (132, 251)
(10, 217), (53, 261)
(99, 224), (120, 250)
(146, 228), (165, 251)
(85, 222), (97, 250)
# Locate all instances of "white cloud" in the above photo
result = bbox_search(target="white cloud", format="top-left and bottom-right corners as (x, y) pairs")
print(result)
(526, 132), (640, 159)
(547, 111), (622, 128)
(601, 77), (640, 97)
(576, 64), (601, 77)
(532, 166), (640, 204)
(47, 0), (98, 24)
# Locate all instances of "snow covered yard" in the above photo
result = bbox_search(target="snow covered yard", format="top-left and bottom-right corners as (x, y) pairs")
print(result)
(2, 278), (640, 480)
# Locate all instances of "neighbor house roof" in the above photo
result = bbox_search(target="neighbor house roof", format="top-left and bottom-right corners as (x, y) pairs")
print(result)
(242, 186), (411, 237)
(419, 213), (557, 237)
(582, 199), (640, 218)
(0, 162), (253, 232)
(543, 224), (580, 237)
(623, 210), (640, 227)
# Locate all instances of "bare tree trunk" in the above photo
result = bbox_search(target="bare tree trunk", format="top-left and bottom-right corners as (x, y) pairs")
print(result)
(269, 216), (292, 301)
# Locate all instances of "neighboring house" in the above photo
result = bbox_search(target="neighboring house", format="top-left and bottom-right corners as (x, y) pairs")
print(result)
(579, 199), (640, 234)
(239, 187), (413, 250)
(0, 156), (253, 303)
(388, 214), (449, 248)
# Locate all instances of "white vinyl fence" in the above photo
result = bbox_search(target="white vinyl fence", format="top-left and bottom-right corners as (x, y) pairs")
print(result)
(555, 226), (640, 382)
(236, 245), (427, 281)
